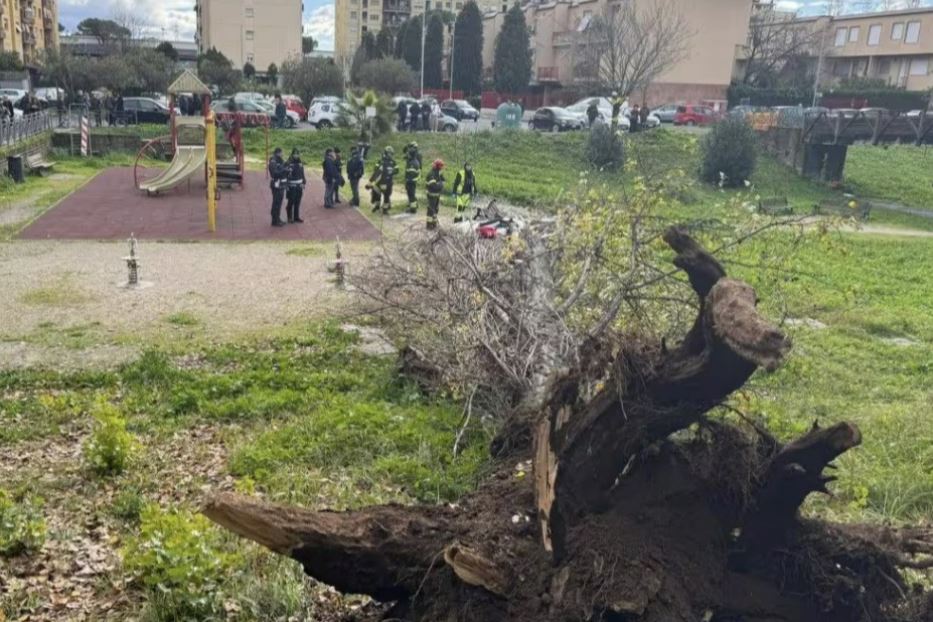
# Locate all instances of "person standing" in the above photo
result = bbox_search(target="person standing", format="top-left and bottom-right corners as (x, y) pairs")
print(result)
(629, 104), (641, 133)
(333, 147), (344, 204)
(367, 147), (396, 214)
(408, 101), (421, 132)
(396, 99), (409, 131)
(347, 146), (365, 207)
(274, 94), (287, 129)
(323, 148), (339, 209)
(452, 162), (478, 223)
(425, 159), (445, 230)
(610, 91), (624, 129)
(285, 148), (306, 223)
(639, 104), (650, 129)
(268, 147), (288, 226)
(421, 102), (431, 133)
(92, 95), (102, 127)
(0, 96), (11, 121)
(586, 99), (599, 128)
(404, 142), (421, 214)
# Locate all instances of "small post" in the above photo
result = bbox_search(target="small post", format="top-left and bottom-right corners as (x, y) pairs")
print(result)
(334, 238), (346, 288)
(125, 234), (140, 286)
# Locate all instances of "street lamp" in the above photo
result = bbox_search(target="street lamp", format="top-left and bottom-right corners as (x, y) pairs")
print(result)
(449, 18), (456, 99)
(420, 1), (429, 98)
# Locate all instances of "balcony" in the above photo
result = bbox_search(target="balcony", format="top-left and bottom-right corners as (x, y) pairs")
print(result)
(552, 31), (574, 47)
(537, 66), (559, 82)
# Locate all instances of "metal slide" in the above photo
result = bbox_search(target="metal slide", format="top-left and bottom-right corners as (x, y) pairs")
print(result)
(138, 146), (206, 194)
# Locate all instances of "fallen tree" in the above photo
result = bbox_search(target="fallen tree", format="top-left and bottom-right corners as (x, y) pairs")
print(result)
(204, 214), (933, 621)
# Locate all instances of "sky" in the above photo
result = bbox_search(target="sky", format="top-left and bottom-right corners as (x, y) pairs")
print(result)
(54, 0), (933, 53)
(58, 0), (337, 51)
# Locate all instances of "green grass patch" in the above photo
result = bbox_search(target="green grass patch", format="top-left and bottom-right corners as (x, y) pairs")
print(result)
(846, 144), (933, 210)
(19, 275), (94, 307)
(164, 312), (200, 327)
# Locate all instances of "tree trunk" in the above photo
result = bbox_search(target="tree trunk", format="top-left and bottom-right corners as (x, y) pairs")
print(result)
(204, 228), (933, 622)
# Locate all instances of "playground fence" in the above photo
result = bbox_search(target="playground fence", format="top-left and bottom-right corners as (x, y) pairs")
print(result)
(0, 111), (53, 148)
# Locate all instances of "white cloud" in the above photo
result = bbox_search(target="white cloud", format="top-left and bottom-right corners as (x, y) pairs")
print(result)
(304, 4), (335, 51)
(60, 0), (199, 40)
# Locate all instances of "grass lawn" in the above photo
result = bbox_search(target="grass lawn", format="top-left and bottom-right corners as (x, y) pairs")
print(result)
(847, 144), (933, 209)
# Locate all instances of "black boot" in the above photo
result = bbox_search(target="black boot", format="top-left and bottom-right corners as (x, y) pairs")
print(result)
(371, 203), (381, 213)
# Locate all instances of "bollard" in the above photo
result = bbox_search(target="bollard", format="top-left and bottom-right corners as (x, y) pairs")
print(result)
(334, 240), (346, 288)
(124, 235), (140, 286)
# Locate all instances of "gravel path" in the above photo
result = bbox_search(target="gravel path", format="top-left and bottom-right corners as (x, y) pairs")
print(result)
(0, 239), (371, 369)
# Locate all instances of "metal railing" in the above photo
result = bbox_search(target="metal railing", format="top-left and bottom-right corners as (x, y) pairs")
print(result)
(0, 111), (52, 148)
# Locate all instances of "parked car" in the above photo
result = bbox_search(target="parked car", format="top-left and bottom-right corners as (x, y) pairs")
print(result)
(282, 95), (308, 121)
(530, 107), (584, 132)
(652, 103), (679, 123)
(390, 96), (461, 131)
(252, 99), (300, 128)
(0, 88), (26, 102)
(122, 97), (173, 124)
(673, 104), (719, 126)
(308, 98), (343, 129)
(234, 91), (268, 103)
(440, 99), (479, 121)
(211, 98), (275, 127)
(34, 87), (65, 102)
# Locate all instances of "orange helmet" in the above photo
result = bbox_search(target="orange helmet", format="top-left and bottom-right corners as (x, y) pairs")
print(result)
(433, 159), (445, 169)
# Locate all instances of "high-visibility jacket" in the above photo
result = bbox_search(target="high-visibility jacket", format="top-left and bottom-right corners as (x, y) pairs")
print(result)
(453, 169), (477, 196)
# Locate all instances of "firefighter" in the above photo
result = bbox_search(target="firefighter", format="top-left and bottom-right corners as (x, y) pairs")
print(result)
(347, 146), (365, 207)
(367, 147), (396, 214)
(425, 159), (446, 230)
(285, 148), (306, 223)
(404, 142), (421, 214)
(268, 147), (288, 227)
(452, 161), (478, 223)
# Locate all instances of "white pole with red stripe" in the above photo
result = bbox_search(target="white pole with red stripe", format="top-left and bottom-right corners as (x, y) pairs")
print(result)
(80, 115), (90, 156)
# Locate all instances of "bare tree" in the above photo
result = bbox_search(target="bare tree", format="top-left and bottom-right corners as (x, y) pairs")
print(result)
(573, 0), (693, 98)
(742, 5), (823, 86)
(110, 2), (154, 41)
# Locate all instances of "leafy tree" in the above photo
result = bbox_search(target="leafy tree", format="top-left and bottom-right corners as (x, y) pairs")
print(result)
(423, 13), (444, 88)
(197, 48), (241, 93)
(243, 62), (256, 79)
(302, 35), (317, 54)
(336, 89), (395, 141)
(493, 4), (532, 95)
(76, 18), (130, 45)
(351, 30), (379, 84)
(155, 41), (179, 62)
(700, 116), (758, 186)
(452, 1), (483, 95)
(395, 21), (409, 58)
(357, 57), (415, 95)
(0, 50), (24, 72)
(402, 15), (424, 72)
(267, 63), (279, 83)
(584, 123), (624, 171)
(376, 27), (394, 58)
(281, 56), (344, 107)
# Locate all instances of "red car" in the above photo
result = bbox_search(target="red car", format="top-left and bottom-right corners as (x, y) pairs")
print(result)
(282, 95), (307, 121)
(673, 104), (719, 126)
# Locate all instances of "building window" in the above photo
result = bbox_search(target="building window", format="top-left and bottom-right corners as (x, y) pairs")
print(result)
(909, 58), (928, 75)
(370, 13), (378, 20)
(362, 25), (368, 32)
(834, 27), (847, 47)
(456, 1), (462, 7)
(245, 30), (254, 40)
(245, 7), (254, 17)
(848, 26), (859, 43)
(351, 11), (357, 18)
(833, 59), (851, 77)
(892, 22), (904, 40)
(879, 58), (891, 74)
(247, 54), (254, 63)
(868, 24), (881, 46)
(906, 21), (921, 44)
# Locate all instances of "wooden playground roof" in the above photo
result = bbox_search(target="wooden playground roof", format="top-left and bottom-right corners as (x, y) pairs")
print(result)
(168, 70), (211, 95)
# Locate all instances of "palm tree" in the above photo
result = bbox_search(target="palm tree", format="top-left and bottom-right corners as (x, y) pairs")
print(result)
(336, 89), (395, 142)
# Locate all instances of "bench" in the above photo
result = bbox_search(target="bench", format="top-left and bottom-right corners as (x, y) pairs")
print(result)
(23, 147), (56, 176)
(757, 196), (793, 216)
(812, 198), (871, 221)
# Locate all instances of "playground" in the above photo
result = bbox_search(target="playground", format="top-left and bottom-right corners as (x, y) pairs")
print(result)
(16, 70), (378, 242)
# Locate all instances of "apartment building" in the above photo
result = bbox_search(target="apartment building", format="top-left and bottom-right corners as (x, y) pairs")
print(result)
(0, 0), (59, 66)
(481, 0), (753, 104)
(335, 0), (502, 67)
(195, 0), (302, 70)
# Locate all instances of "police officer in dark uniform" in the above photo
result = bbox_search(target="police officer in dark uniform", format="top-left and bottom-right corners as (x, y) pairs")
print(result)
(285, 148), (306, 223)
(347, 146), (365, 207)
(268, 147), (288, 227)
(333, 147), (344, 204)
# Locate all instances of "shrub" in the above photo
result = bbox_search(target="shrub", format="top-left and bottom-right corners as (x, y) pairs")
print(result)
(0, 489), (46, 557)
(122, 505), (239, 620)
(83, 399), (135, 475)
(111, 487), (145, 522)
(584, 123), (624, 171)
(700, 116), (758, 187)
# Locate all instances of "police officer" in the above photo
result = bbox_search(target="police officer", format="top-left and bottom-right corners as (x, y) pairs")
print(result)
(425, 159), (445, 230)
(268, 147), (288, 227)
(404, 142), (421, 214)
(333, 147), (344, 204)
(285, 148), (306, 223)
(452, 161), (478, 223)
(347, 146), (365, 207)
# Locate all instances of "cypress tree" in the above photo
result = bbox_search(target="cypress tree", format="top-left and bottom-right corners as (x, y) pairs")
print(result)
(395, 20), (409, 58)
(402, 15), (423, 72)
(423, 12), (444, 88)
(452, 1), (483, 95)
(376, 27), (393, 58)
(493, 3), (532, 95)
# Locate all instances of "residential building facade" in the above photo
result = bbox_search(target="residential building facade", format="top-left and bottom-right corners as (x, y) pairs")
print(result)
(481, 0), (753, 104)
(335, 0), (502, 69)
(195, 0), (302, 70)
(1, 0), (59, 66)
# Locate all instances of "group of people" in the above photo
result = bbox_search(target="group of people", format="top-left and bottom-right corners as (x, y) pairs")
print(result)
(396, 99), (442, 133)
(267, 140), (479, 231)
(600, 92), (652, 132)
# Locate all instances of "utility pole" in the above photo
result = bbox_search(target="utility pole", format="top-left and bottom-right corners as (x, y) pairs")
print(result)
(811, 16), (830, 107)
(449, 18), (456, 100)
(420, 1), (429, 98)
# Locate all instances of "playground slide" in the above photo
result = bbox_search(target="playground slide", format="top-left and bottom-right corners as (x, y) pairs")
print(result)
(138, 146), (206, 194)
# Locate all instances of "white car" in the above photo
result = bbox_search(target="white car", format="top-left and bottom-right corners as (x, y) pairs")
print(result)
(0, 88), (27, 103)
(308, 99), (342, 129)
(35, 87), (65, 101)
